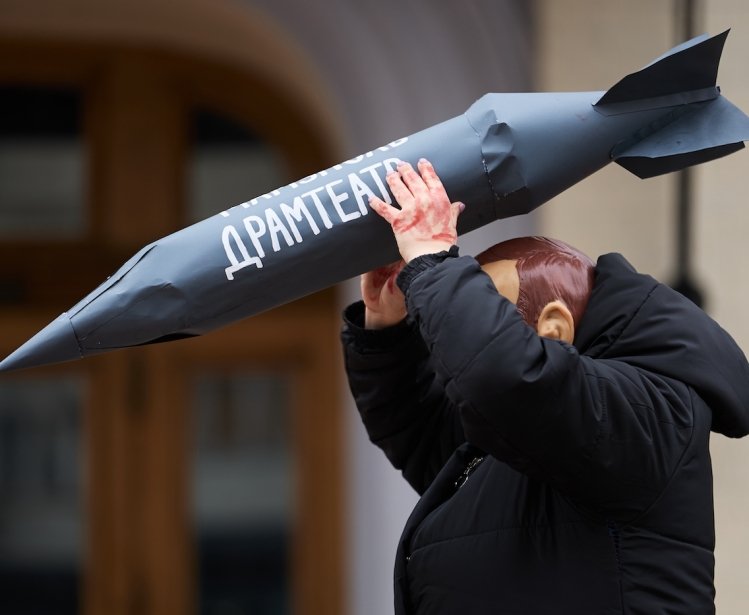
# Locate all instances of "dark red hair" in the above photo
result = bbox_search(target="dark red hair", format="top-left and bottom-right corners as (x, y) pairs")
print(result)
(476, 236), (595, 328)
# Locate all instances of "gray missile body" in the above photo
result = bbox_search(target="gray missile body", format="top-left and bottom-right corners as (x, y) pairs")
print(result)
(2, 31), (749, 372)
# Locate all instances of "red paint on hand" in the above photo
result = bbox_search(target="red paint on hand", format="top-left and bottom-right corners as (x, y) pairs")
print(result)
(361, 259), (407, 329)
(370, 261), (402, 294)
(369, 159), (463, 261)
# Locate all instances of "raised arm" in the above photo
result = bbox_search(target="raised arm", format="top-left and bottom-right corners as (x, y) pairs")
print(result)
(342, 261), (466, 495)
(369, 159), (696, 518)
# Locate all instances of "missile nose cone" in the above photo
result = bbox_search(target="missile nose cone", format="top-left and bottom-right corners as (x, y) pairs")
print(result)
(0, 313), (82, 373)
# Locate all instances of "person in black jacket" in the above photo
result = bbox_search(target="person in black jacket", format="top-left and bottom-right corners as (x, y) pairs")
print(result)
(342, 159), (749, 614)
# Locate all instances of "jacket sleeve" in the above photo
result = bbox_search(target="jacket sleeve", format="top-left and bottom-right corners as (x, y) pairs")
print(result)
(400, 254), (694, 521)
(341, 301), (466, 495)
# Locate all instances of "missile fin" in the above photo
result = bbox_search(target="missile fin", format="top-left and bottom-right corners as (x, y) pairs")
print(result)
(614, 95), (749, 178)
(616, 143), (744, 179)
(595, 30), (728, 108)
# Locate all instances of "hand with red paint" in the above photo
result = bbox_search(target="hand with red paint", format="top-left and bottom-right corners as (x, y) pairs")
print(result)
(369, 159), (464, 263)
(361, 260), (407, 329)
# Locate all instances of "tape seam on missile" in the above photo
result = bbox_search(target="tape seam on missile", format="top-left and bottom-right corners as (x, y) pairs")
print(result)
(463, 106), (500, 204)
(67, 314), (85, 358)
(594, 86), (720, 116)
(70, 244), (158, 317)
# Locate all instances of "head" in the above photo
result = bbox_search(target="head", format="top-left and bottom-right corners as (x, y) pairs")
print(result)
(476, 236), (595, 343)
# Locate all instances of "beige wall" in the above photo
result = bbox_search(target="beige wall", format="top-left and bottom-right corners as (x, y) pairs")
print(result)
(704, 4), (749, 611)
(536, 1), (749, 611)
(536, 1), (675, 278)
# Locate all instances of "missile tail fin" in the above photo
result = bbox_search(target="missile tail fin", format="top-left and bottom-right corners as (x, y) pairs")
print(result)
(614, 95), (749, 179)
(616, 142), (744, 179)
(596, 30), (728, 108)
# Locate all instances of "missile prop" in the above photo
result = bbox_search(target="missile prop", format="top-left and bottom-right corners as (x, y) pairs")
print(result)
(2, 30), (749, 373)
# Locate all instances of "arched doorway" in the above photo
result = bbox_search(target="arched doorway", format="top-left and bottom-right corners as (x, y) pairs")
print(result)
(0, 4), (345, 614)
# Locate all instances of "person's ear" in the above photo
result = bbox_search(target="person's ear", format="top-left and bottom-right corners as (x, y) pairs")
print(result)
(536, 300), (574, 343)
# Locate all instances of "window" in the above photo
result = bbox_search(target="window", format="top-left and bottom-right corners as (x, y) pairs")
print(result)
(0, 38), (343, 615)
(0, 376), (85, 615)
(189, 109), (285, 222)
(0, 86), (85, 238)
(192, 371), (294, 614)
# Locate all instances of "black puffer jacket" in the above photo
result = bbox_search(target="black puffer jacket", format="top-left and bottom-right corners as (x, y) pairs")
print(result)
(342, 250), (749, 615)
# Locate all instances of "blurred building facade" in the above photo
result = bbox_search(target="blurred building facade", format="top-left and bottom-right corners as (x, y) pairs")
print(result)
(0, 1), (747, 614)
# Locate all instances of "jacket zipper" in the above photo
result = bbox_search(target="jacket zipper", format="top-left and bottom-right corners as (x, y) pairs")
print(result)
(607, 520), (622, 571)
(454, 455), (485, 489)
(405, 456), (486, 564)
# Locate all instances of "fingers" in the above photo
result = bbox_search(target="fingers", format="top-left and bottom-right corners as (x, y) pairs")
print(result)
(368, 195), (397, 223)
(397, 161), (430, 204)
(417, 159), (449, 203)
(362, 262), (397, 294)
(360, 260), (406, 317)
(387, 159), (449, 207)
(372, 157), (460, 229)
(450, 200), (465, 229)
(385, 168), (413, 209)
(360, 272), (379, 306)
